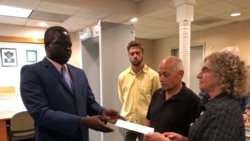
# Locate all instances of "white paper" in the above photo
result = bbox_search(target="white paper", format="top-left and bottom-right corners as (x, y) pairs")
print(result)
(115, 119), (154, 134)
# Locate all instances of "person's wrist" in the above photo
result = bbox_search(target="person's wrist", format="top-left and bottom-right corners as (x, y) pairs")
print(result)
(80, 117), (88, 126)
(101, 108), (106, 116)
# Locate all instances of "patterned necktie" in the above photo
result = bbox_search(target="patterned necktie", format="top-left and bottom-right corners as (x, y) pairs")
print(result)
(61, 66), (72, 89)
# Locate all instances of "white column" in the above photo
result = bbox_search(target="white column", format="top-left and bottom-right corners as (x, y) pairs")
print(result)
(174, 0), (195, 87)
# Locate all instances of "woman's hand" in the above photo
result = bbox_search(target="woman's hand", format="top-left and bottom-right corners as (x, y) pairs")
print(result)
(163, 132), (188, 141)
(144, 132), (169, 141)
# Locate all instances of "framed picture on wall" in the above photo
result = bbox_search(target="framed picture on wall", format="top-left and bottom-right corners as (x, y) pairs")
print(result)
(26, 50), (37, 63)
(0, 48), (17, 67)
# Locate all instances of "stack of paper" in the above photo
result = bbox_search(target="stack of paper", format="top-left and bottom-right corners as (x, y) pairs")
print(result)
(115, 119), (154, 134)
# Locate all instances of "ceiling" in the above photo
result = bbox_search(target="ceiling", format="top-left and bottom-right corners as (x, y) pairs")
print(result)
(0, 0), (250, 40)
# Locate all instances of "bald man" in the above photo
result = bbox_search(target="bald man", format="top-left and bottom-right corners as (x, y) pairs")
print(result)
(145, 56), (201, 137)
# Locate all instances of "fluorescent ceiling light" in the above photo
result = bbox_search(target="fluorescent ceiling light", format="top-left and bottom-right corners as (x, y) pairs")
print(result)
(38, 22), (48, 27)
(231, 12), (241, 17)
(130, 17), (138, 22)
(0, 5), (32, 18)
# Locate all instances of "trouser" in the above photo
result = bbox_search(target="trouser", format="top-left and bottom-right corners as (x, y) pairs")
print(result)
(119, 128), (144, 141)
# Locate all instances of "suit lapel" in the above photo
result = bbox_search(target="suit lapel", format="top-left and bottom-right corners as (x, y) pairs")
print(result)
(43, 59), (74, 96)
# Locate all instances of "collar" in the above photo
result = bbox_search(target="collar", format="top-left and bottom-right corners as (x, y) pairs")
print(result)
(202, 92), (229, 110)
(160, 82), (187, 101)
(129, 64), (149, 75)
(46, 57), (68, 72)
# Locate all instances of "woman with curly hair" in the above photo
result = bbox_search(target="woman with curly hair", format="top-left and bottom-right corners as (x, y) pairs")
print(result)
(144, 51), (248, 141)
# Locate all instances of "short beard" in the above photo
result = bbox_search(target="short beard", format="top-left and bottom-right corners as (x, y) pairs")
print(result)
(131, 59), (142, 67)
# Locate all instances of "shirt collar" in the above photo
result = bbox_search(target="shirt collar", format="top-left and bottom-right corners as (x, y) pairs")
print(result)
(159, 82), (186, 101)
(203, 92), (228, 109)
(46, 57), (68, 72)
(129, 64), (148, 74)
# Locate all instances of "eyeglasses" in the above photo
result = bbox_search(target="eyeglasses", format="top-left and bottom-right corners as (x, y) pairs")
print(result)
(200, 67), (213, 74)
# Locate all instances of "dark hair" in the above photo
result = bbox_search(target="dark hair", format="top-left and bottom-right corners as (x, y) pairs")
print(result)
(127, 40), (144, 52)
(44, 26), (70, 47)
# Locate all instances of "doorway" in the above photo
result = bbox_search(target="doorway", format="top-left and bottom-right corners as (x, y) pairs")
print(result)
(171, 45), (204, 94)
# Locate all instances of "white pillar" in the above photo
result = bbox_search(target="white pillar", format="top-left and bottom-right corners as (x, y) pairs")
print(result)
(174, 0), (195, 87)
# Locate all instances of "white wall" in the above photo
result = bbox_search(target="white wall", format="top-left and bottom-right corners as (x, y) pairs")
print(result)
(0, 42), (45, 92)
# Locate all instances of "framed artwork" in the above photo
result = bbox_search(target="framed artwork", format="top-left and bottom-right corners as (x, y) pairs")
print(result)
(26, 50), (37, 63)
(0, 48), (17, 67)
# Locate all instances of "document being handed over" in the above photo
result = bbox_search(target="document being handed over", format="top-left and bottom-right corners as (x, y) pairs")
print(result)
(115, 119), (154, 134)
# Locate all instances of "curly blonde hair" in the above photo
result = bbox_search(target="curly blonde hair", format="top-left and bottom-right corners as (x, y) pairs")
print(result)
(204, 52), (248, 98)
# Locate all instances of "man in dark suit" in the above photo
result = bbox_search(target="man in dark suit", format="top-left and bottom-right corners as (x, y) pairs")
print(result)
(20, 26), (122, 141)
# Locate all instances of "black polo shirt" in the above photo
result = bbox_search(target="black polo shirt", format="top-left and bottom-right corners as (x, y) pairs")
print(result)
(146, 82), (201, 136)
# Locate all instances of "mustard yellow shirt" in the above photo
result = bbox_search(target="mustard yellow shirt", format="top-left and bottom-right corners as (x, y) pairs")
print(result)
(118, 64), (160, 125)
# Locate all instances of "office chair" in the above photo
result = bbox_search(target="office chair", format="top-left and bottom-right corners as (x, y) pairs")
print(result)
(7, 111), (35, 141)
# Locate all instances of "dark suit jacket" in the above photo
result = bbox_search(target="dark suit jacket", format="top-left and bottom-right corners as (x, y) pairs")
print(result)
(20, 58), (104, 141)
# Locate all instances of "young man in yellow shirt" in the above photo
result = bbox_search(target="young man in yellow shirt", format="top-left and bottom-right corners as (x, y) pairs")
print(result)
(118, 40), (160, 141)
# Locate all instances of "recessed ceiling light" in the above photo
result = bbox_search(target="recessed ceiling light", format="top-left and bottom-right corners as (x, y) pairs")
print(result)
(231, 12), (241, 17)
(0, 5), (32, 18)
(38, 22), (47, 27)
(130, 17), (138, 22)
